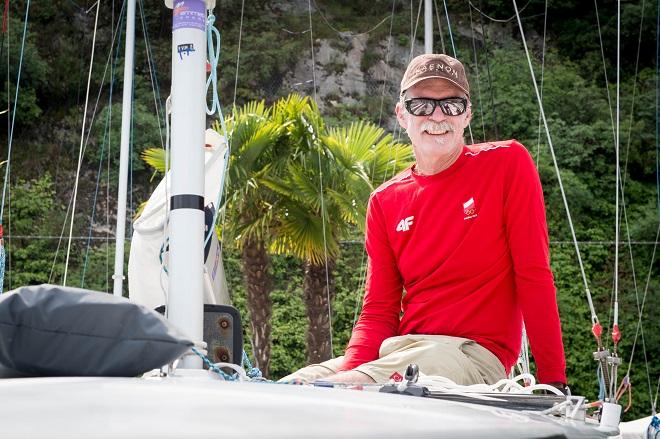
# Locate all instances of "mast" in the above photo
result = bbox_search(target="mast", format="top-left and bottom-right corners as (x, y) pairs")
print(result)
(424, 0), (433, 54)
(164, 0), (215, 368)
(112, 0), (136, 297)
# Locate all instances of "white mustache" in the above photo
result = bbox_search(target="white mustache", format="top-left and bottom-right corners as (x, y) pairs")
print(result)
(420, 121), (453, 133)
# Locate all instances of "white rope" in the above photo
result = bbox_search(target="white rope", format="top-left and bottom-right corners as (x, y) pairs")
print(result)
(418, 373), (566, 396)
(63, 0), (101, 286)
(512, 0), (599, 327)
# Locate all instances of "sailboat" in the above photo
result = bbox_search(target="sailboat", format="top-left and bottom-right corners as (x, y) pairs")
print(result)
(0, 0), (656, 437)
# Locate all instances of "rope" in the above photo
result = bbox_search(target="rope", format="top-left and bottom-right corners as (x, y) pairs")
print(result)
(206, 14), (221, 116)
(63, 0), (101, 286)
(190, 346), (262, 381)
(512, 0), (599, 328)
(419, 373), (566, 397)
(203, 13), (230, 250)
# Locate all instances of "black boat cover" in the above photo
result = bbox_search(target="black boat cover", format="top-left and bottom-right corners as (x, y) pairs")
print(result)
(0, 284), (193, 377)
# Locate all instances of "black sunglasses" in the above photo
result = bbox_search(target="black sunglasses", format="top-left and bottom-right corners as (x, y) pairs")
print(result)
(404, 97), (468, 117)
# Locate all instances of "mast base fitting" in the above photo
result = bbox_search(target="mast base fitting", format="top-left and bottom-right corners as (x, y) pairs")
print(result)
(593, 349), (610, 361)
(606, 355), (622, 366)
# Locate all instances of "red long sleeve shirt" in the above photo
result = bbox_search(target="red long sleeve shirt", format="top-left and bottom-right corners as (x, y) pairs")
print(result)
(341, 140), (566, 384)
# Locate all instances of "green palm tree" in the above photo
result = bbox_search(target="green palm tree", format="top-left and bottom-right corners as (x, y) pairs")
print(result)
(261, 120), (412, 364)
(221, 100), (283, 378)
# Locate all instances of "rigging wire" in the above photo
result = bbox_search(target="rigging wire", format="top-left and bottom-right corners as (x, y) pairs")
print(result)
(56, 0), (127, 286)
(534, 0), (548, 168)
(0, 0), (31, 293)
(63, 0), (101, 286)
(376, 0), (397, 127)
(468, 4), (486, 142)
(476, 0), (498, 139)
(0, 0), (29, 228)
(511, 0), (599, 328)
(657, 0), (660, 218)
(311, 0), (391, 38)
(138, 0), (165, 150)
(308, 0), (334, 356)
(594, 0), (617, 151)
(621, 0), (646, 192)
(232, 0), (245, 109)
(432, 0), (446, 54)
(468, 0), (532, 23)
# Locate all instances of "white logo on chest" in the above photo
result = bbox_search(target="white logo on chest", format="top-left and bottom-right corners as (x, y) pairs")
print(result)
(463, 197), (477, 220)
(396, 216), (414, 232)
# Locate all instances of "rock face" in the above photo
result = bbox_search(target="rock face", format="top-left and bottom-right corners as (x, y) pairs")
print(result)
(281, 32), (425, 134)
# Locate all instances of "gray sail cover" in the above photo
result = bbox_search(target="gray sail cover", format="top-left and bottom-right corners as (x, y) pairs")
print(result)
(0, 284), (193, 377)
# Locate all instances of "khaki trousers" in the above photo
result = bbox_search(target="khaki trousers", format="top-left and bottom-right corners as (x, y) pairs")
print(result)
(279, 335), (506, 385)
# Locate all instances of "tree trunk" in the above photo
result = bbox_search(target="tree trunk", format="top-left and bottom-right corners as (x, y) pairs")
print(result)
(303, 260), (336, 364)
(241, 236), (272, 378)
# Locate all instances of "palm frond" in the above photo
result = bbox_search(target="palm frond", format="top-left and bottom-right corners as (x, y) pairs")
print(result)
(141, 148), (167, 173)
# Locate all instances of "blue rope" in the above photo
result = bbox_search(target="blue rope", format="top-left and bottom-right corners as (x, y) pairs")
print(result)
(0, 0), (31, 294)
(597, 363), (606, 401)
(242, 350), (263, 379)
(203, 13), (231, 249)
(191, 346), (237, 380)
(206, 14), (222, 117)
(190, 346), (263, 381)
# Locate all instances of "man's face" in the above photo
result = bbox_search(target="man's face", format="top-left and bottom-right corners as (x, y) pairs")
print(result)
(395, 79), (472, 164)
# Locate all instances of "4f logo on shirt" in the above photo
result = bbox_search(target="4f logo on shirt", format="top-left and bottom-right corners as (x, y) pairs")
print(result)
(396, 216), (414, 232)
(463, 197), (477, 220)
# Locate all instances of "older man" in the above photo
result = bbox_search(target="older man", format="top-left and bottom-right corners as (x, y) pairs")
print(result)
(281, 54), (566, 389)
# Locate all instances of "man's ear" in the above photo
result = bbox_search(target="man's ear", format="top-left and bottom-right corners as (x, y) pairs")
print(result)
(464, 104), (473, 128)
(395, 101), (407, 131)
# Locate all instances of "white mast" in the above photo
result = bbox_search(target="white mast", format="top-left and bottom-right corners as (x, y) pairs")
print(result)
(424, 0), (433, 54)
(112, 0), (136, 297)
(164, 0), (215, 368)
